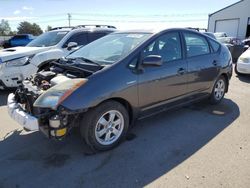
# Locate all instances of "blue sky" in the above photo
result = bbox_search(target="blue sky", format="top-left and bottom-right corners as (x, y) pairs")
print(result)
(0, 0), (239, 31)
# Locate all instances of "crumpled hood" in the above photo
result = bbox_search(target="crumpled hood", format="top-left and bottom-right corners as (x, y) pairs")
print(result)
(0, 46), (52, 62)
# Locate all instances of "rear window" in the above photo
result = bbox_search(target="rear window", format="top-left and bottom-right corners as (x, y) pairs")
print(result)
(88, 33), (107, 42)
(65, 33), (88, 46)
(184, 32), (210, 57)
(209, 39), (220, 52)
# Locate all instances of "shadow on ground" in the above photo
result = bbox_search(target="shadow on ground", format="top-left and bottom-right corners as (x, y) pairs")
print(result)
(0, 98), (239, 188)
(236, 74), (250, 83)
(0, 91), (10, 106)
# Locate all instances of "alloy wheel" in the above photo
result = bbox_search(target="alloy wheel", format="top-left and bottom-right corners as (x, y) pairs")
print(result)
(214, 79), (225, 100)
(95, 110), (124, 146)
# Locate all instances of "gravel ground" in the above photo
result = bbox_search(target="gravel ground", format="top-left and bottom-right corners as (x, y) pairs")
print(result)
(0, 72), (249, 188)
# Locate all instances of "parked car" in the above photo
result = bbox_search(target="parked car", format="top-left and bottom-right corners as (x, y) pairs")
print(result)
(235, 48), (250, 75)
(242, 37), (250, 51)
(7, 28), (232, 151)
(214, 32), (227, 38)
(202, 32), (216, 40)
(242, 37), (250, 46)
(2, 34), (35, 48)
(217, 37), (245, 63)
(0, 25), (116, 89)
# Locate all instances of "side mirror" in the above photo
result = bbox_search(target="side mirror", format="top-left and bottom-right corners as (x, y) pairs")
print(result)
(142, 55), (163, 66)
(67, 42), (78, 50)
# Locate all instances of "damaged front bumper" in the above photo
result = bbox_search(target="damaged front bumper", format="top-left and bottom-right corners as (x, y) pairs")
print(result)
(7, 93), (39, 131)
(7, 93), (69, 138)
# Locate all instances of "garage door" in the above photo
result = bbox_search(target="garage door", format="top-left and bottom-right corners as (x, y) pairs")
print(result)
(215, 19), (239, 37)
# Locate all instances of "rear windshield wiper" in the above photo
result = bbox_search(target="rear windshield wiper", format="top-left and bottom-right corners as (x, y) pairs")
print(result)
(68, 57), (101, 67)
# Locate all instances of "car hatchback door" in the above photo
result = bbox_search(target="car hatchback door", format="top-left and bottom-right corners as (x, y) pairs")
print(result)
(138, 31), (188, 109)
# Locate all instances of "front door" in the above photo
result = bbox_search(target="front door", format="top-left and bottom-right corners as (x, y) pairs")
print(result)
(138, 31), (188, 109)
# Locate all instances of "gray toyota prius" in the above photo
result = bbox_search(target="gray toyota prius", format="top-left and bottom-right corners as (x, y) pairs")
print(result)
(8, 28), (233, 151)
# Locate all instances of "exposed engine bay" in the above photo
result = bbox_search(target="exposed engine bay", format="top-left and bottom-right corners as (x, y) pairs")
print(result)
(11, 58), (104, 138)
(15, 58), (103, 114)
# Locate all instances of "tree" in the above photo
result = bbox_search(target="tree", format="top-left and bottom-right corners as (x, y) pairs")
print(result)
(46, 25), (52, 32)
(17, 21), (43, 36)
(9, 31), (17, 36)
(0, 19), (11, 35)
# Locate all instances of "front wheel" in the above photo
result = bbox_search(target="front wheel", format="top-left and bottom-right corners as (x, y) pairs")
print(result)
(80, 101), (129, 151)
(209, 76), (227, 104)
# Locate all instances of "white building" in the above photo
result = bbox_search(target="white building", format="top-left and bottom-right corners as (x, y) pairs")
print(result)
(208, 0), (250, 39)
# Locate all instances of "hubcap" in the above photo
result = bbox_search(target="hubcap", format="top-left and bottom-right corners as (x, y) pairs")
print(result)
(95, 110), (124, 145)
(214, 79), (225, 100)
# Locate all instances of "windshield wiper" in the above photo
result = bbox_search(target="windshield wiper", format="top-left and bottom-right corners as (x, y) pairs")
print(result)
(68, 57), (101, 67)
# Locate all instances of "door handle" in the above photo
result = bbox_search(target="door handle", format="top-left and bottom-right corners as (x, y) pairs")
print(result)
(177, 68), (186, 75)
(213, 60), (218, 66)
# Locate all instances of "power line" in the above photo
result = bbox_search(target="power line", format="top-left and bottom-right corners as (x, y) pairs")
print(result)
(71, 18), (207, 23)
(72, 12), (209, 18)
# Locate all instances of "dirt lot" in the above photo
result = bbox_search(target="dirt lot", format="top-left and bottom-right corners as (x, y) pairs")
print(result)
(0, 72), (249, 188)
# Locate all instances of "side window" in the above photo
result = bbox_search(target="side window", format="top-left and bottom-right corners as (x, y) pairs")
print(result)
(142, 32), (182, 63)
(184, 32), (210, 57)
(208, 39), (220, 52)
(88, 33), (107, 42)
(65, 33), (88, 46)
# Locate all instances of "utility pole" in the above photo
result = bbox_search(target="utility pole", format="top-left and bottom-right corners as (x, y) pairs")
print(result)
(67, 13), (71, 27)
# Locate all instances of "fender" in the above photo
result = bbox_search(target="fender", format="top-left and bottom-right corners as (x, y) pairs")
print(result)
(60, 62), (139, 114)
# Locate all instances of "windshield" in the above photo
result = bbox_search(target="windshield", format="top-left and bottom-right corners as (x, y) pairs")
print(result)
(27, 31), (68, 47)
(67, 33), (151, 65)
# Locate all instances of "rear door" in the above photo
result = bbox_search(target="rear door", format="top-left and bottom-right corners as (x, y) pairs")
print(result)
(138, 31), (188, 109)
(183, 32), (220, 94)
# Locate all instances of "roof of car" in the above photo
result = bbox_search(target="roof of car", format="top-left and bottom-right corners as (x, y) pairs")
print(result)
(49, 25), (116, 33)
(113, 28), (202, 35)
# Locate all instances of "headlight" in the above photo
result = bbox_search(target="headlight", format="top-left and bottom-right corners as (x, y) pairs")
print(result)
(5, 56), (31, 67)
(34, 79), (87, 110)
(239, 57), (250, 63)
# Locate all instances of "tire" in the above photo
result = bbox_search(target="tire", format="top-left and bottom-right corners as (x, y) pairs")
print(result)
(209, 76), (227, 105)
(80, 101), (129, 151)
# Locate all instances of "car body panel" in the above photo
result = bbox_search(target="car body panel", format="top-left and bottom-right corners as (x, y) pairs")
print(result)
(186, 53), (221, 94)
(138, 59), (188, 109)
(0, 46), (51, 62)
(60, 62), (139, 111)
(236, 49), (250, 74)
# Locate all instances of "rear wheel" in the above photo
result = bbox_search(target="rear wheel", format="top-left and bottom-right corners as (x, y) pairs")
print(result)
(80, 101), (129, 151)
(209, 76), (227, 104)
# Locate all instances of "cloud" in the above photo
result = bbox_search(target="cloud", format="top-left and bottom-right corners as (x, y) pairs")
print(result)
(0, 16), (37, 21)
(13, 10), (21, 15)
(22, 6), (34, 11)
